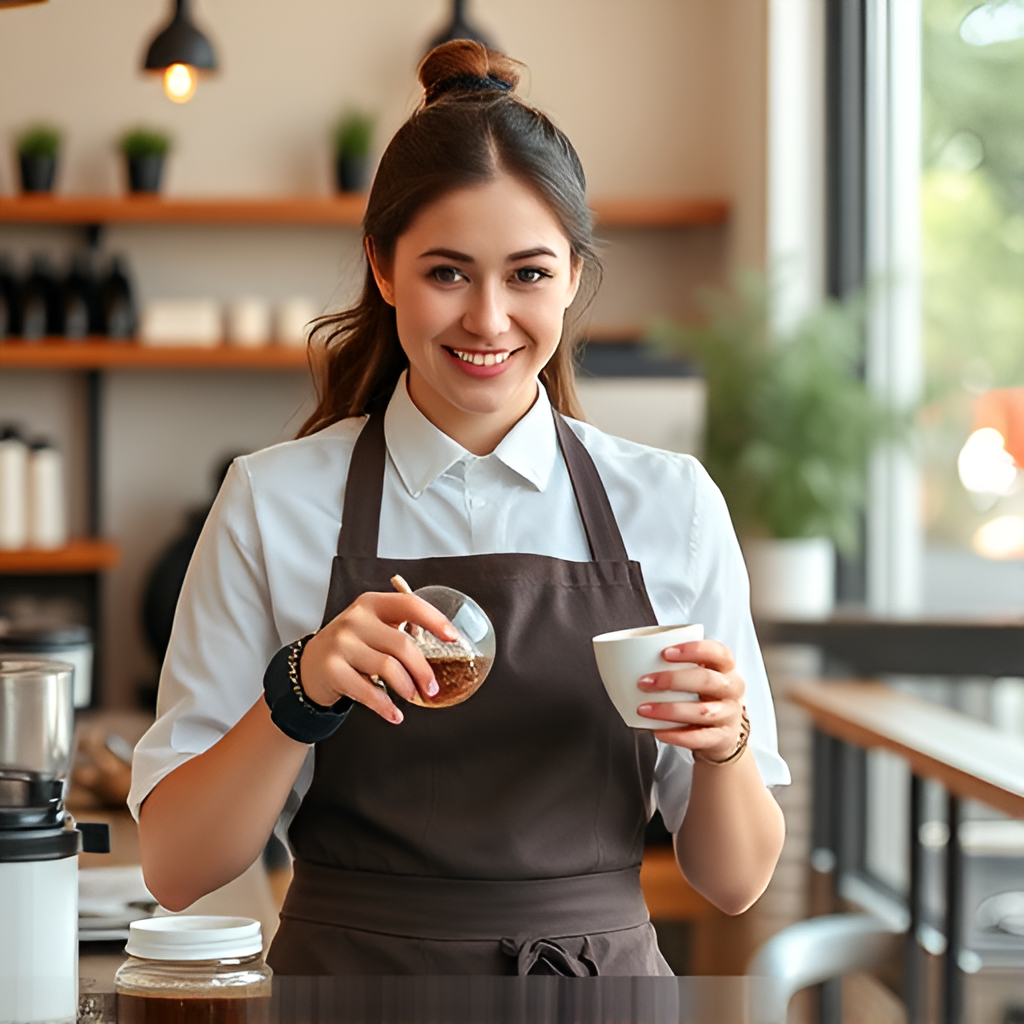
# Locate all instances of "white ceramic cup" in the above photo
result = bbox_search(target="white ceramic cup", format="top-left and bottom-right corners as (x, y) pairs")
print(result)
(592, 623), (704, 730)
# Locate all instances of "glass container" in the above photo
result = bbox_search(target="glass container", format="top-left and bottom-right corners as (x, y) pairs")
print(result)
(0, 658), (73, 822)
(404, 585), (496, 708)
(116, 917), (272, 1024)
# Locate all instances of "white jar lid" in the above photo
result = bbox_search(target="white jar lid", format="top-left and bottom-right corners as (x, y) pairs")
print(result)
(126, 916), (263, 961)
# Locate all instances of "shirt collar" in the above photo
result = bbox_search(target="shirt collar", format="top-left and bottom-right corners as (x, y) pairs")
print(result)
(384, 372), (559, 498)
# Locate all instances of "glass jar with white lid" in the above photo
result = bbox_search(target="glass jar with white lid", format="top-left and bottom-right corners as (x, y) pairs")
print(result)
(114, 916), (272, 1024)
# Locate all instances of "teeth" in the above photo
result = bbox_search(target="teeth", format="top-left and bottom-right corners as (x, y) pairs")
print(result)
(451, 349), (510, 366)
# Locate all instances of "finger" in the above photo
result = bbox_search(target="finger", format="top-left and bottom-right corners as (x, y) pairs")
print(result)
(648, 724), (736, 753)
(660, 639), (735, 673)
(356, 619), (440, 701)
(362, 592), (459, 642)
(332, 661), (406, 725)
(638, 667), (731, 698)
(636, 699), (733, 726)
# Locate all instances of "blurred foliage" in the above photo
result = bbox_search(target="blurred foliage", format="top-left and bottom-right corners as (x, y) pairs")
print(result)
(921, 0), (1024, 545)
(16, 124), (61, 158)
(648, 273), (905, 553)
(119, 127), (172, 159)
(334, 110), (375, 159)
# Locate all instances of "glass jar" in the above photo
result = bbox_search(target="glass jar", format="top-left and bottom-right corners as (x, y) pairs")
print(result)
(115, 916), (272, 1024)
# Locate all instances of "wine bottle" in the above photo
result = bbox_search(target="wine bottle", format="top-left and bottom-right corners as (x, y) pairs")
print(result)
(0, 256), (19, 338)
(61, 255), (101, 340)
(101, 256), (136, 340)
(21, 255), (62, 339)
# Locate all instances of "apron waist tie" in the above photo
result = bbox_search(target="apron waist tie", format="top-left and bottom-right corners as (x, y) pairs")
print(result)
(499, 935), (599, 976)
(282, 860), (650, 945)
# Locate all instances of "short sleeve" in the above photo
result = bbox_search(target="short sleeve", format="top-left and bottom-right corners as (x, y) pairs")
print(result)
(653, 460), (790, 834)
(128, 459), (285, 820)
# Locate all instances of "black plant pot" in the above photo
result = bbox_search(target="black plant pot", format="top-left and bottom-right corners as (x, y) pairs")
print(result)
(19, 154), (56, 193)
(336, 155), (368, 193)
(127, 155), (165, 194)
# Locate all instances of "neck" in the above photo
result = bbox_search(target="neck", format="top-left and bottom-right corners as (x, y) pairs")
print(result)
(404, 373), (538, 456)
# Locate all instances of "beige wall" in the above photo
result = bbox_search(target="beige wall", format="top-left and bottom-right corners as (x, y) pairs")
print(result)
(0, 0), (768, 706)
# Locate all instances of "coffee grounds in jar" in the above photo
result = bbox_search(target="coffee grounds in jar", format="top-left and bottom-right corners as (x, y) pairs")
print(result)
(421, 653), (492, 707)
(117, 993), (270, 1024)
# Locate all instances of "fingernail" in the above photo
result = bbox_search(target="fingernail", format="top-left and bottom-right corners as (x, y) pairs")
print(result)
(638, 703), (653, 713)
(638, 675), (655, 686)
(391, 708), (404, 724)
(445, 628), (460, 642)
(427, 679), (440, 697)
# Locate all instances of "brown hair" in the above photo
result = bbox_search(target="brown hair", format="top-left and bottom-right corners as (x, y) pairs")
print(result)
(297, 40), (600, 437)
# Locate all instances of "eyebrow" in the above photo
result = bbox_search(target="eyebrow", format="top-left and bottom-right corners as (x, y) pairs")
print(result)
(418, 246), (559, 262)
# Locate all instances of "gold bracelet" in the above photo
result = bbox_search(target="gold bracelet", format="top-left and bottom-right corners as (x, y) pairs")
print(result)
(693, 707), (750, 766)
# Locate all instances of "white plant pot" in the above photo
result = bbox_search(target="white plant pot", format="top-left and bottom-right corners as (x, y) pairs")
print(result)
(744, 537), (836, 621)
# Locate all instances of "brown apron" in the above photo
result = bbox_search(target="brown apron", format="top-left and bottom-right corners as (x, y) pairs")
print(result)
(268, 410), (672, 976)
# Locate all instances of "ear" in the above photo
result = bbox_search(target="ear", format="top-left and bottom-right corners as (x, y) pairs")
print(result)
(565, 255), (583, 309)
(365, 237), (396, 307)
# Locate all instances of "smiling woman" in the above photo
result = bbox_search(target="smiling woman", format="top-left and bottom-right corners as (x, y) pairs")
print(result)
(298, 40), (599, 440)
(131, 38), (788, 979)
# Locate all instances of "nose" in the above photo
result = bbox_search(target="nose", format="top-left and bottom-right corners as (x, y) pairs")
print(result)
(462, 278), (510, 339)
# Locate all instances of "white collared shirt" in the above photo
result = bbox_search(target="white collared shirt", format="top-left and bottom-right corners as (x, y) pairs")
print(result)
(129, 375), (790, 836)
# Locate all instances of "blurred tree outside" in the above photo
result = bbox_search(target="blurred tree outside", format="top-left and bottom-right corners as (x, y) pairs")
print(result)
(922, 0), (1024, 548)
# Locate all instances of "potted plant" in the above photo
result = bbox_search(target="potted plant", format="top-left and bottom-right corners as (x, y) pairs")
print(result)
(333, 110), (375, 193)
(649, 272), (907, 619)
(119, 127), (172, 194)
(17, 125), (61, 193)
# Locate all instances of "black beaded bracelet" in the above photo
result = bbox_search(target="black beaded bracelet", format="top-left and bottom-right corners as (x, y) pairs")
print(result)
(263, 633), (353, 744)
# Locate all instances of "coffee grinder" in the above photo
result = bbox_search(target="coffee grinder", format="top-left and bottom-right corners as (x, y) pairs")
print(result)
(0, 658), (109, 1024)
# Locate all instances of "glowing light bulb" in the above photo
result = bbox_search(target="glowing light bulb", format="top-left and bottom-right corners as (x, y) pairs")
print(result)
(957, 427), (1018, 495)
(163, 63), (197, 103)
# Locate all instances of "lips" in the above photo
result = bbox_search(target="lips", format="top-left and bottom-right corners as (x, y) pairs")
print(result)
(442, 345), (523, 378)
(447, 347), (512, 367)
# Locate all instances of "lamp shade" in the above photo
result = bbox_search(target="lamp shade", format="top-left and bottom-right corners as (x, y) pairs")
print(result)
(143, 0), (216, 72)
(427, 0), (492, 52)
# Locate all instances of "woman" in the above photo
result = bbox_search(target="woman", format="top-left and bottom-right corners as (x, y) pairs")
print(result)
(130, 40), (788, 976)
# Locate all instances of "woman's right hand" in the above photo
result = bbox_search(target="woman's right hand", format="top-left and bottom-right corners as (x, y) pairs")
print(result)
(300, 592), (459, 724)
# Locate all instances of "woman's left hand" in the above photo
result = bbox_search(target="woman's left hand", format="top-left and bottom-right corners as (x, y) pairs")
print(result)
(636, 639), (746, 762)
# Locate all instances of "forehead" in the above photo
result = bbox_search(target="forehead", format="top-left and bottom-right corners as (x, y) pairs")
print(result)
(398, 175), (571, 256)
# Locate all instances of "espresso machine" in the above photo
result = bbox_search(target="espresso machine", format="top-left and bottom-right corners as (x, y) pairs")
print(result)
(0, 659), (108, 1024)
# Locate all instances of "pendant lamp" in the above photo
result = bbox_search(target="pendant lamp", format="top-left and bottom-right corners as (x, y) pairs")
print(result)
(143, 0), (217, 104)
(426, 0), (492, 53)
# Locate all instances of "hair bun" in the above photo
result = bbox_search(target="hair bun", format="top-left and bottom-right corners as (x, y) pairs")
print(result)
(418, 40), (522, 105)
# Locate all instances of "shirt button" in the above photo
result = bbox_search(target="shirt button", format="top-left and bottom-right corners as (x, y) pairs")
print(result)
(469, 496), (486, 509)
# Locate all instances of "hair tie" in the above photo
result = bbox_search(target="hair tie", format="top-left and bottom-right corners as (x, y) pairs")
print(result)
(428, 73), (513, 103)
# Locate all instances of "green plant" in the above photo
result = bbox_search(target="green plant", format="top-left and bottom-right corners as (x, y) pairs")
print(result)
(119, 127), (171, 159)
(648, 272), (907, 553)
(334, 110), (375, 160)
(17, 125), (61, 158)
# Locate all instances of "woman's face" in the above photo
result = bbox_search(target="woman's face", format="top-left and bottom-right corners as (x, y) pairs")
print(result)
(368, 174), (581, 453)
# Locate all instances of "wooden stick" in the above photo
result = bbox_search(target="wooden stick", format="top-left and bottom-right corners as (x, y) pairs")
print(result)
(390, 574), (413, 595)
(390, 575), (421, 638)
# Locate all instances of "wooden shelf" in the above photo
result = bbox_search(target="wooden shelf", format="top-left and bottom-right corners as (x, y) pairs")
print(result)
(591, 198), (729, 227)
(0, 339), (310, 370)
(0, 194), (368, 226)
(0, 539), (119, 574)
(0, 194), (729, 229)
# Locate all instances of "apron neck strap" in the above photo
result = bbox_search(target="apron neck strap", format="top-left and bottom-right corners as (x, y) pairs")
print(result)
(337, 409), (630, 563)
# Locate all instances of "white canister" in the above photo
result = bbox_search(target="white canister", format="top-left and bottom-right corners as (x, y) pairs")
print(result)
(0, 426), (28, 550)
(226, 297), (272, 348)
(0, 854), (79, 1024)
(275, 297), (319, 348)
(28, 441), (67, 549)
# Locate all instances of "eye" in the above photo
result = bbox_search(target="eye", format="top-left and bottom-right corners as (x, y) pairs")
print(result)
(429, 265), (466, 284)
(514, 266), (553, 284)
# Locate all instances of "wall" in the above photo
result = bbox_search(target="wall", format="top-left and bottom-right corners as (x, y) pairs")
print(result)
(0, 0), (770, 706)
